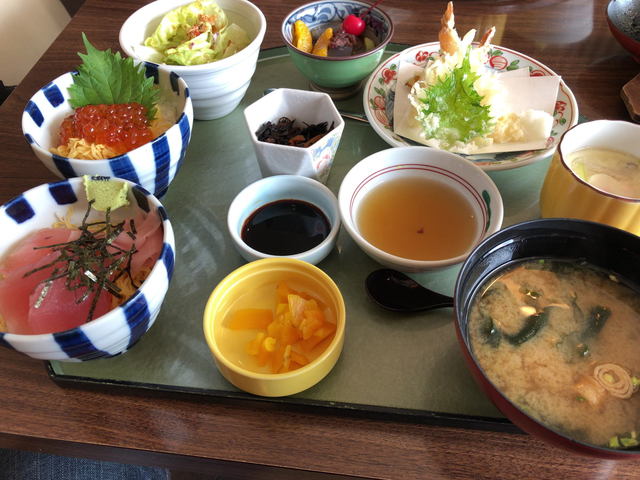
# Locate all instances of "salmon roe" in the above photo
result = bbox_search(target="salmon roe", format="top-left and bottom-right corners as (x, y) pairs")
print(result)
(59, 103), (154, 156)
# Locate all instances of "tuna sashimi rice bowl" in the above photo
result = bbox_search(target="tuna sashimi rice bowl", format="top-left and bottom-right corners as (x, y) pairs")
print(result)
(0, 176), (175, 361)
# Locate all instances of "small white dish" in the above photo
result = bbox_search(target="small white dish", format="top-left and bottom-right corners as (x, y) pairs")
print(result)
(338, 146), (504, 272)
(228, 174), (340, 265)
(363, 42), (579, 171)
(243, 88), (345, 184)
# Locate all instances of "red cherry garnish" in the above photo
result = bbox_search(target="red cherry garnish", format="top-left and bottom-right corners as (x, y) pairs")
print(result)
(341, 0), (385, 36)
(343, 14), (366, 35)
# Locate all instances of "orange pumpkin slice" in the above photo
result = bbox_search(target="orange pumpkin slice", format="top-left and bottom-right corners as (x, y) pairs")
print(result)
(312, 27), (333, 56)
(292, 20), (313, 53)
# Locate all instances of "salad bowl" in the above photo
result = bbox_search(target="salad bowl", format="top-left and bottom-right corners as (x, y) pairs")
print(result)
(119, 0), (267, 120)
(0, 177), (175, 361)
(364, 42), (579, 171)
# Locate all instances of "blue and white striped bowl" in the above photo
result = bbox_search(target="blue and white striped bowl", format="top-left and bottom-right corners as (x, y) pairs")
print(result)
(0, 177), (175, 361)
(21, 63), (193, 198)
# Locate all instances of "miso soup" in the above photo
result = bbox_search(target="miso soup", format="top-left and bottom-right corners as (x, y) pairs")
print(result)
(469, 259), (640, 449)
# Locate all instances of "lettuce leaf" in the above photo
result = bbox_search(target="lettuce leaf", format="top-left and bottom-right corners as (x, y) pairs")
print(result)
(413, 49), (493, 148)
(68, 33), (159, 120)
(144, 0), (250, 66)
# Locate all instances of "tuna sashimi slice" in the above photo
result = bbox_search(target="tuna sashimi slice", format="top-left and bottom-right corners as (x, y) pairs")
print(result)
(0, 228), (79, 276)
(112, 212), (163, 279)
(0, 253), (56, 334)
(27, 276), (112, 335)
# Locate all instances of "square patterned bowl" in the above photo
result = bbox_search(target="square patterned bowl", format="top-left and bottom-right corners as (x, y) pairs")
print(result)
(0, 177), (175, 361)
(243, 88), (345, 184)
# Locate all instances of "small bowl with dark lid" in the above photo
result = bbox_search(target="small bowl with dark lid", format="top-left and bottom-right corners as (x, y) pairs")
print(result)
(607, 0), (640, 62)
(227, 174), (340, 265)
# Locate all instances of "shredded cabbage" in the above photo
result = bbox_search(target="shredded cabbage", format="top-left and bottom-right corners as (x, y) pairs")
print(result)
(143, 0), (250, 66)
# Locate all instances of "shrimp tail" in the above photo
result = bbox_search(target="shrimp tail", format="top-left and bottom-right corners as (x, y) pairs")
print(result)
(479, 26), (496, 48)
(439, 1), (461, 55)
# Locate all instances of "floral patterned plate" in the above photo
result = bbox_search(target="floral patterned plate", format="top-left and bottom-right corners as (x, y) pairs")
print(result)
(363, 42), (579, 171)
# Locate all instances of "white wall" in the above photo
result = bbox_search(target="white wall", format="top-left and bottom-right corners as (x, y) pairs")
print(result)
(0, 0), (70, 85)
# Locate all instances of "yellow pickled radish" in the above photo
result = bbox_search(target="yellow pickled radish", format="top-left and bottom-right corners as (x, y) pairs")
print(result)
(232, 281), (336, 373)
(292, 20), (313, 53)
(312, 27), (333, 56)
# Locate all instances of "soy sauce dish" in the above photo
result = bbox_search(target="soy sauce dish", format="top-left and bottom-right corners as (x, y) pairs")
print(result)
(454, 218), (640, 458)
(227, 175), (340, 265)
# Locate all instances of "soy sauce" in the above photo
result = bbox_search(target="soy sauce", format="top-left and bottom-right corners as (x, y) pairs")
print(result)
(241, 199), (331, 255)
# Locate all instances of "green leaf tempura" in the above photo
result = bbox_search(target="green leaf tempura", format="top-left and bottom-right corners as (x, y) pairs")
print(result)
(68, 33), (159, 121)
(413, 48), (494, 149)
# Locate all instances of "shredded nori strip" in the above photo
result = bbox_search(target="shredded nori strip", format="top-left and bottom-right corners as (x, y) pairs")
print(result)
(23, 201), (138, 323)
(255, 116), (334, 147)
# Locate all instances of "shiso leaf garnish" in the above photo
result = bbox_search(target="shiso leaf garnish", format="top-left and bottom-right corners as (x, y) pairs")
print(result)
(68, 33), (159, 121)
(414, 47), (494, 148)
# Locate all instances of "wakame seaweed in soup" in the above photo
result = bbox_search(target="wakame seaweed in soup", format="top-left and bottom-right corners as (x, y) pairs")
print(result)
(468, 258), (640, 449)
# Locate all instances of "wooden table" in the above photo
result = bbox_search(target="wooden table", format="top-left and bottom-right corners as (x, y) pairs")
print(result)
(1, 0), (639, 478)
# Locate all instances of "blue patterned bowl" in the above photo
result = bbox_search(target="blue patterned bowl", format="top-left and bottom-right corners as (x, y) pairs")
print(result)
(0, 177), (175, 361)
(281, 0), (393, 90)
(21, 63), (193, 198)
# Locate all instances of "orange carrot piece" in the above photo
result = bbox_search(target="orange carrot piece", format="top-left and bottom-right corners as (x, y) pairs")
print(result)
(281, 324), (299, 345)
(246, 332), (265, 356)
(276, 282), (292, 304)
(271, 344), (286, 373)
(301, 316), (323, 340)
(291, 350), (309, 366)
(228, 308), (273, 330)
(300, 322), (336, 351)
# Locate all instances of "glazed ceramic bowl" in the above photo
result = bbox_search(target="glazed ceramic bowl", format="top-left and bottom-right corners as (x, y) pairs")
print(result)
(22, 63), (193, 198)
(540, 120), (640, 235)
(119, 0), (266, 120)
(338, 146), (503, 272)
(203, 257), (346, 397)
(227, 175), (340, 265)
(281, 0), (393, 93)
(454, 218), (640, 458)
(243, 88), (345, 184)
(607, 0), (640, 62)
(0, 177), (175, 361)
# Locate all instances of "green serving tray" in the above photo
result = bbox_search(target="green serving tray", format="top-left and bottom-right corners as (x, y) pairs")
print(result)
(48, 45), (555, 430)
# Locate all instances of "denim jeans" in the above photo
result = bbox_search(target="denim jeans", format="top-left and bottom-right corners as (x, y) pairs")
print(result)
(0, 448), (169, 480)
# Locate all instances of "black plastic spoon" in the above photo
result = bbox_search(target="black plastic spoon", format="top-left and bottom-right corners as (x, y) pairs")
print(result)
(365, 269), (454, 312)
